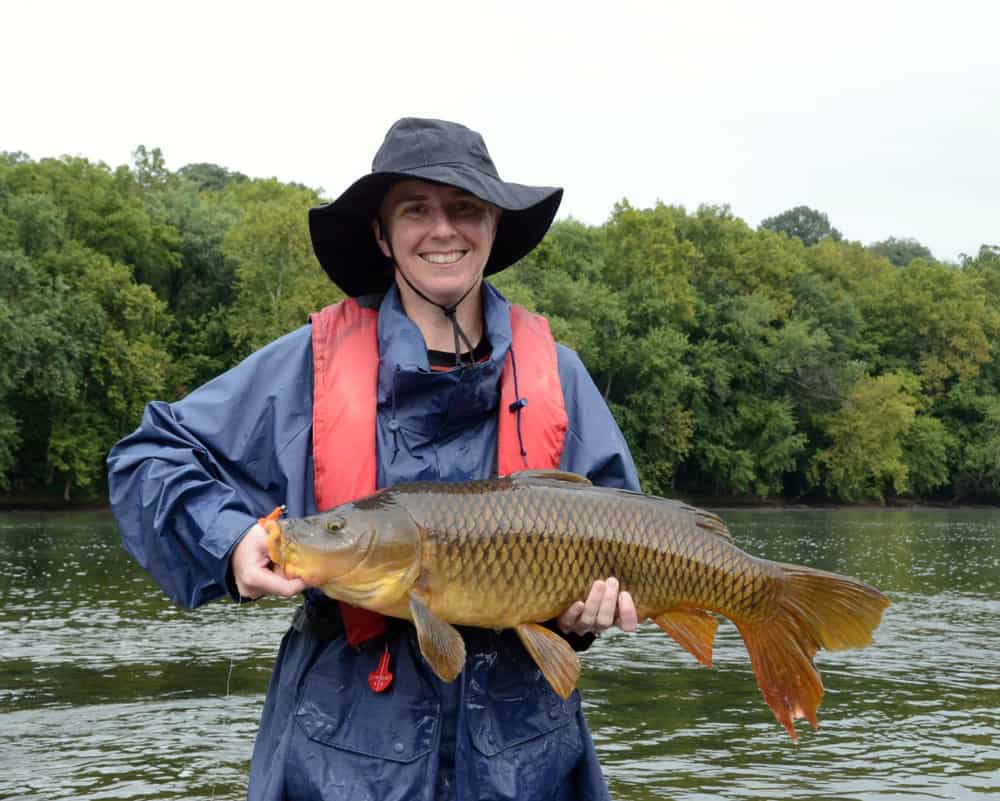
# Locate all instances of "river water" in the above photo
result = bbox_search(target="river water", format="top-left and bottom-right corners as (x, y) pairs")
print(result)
(1, 508), (997, 800)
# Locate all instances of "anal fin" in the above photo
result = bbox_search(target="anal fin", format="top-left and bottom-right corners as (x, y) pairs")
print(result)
(654, 608), (719, 668)
(515, 623), (581, 699)
(408, 594), (466, 682)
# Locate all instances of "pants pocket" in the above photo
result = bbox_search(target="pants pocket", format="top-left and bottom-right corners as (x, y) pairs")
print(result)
(287, 637), (440, 801)
(463, 639), (586, 801)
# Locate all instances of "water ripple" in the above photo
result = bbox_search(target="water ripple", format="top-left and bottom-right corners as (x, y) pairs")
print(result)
(1, 508), (998, 801)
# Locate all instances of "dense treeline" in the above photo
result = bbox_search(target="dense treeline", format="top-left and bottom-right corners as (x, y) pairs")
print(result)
(1, 150), (997, 503)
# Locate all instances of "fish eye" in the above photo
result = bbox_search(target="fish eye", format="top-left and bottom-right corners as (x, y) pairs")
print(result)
(326, 517), (345, 533)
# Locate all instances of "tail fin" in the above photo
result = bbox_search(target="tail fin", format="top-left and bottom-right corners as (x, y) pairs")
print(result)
(735, 565), (889, 740)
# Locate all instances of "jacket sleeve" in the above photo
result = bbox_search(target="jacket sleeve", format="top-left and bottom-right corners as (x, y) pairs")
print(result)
(555, 344), (641, 492)
(107, 327), (314, 609)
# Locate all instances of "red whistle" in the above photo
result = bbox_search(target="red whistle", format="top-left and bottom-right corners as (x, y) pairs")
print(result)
(368, 644), (393, 692)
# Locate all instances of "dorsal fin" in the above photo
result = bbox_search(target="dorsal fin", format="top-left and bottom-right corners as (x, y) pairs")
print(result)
(508, 470), (733, 543)
(507, 469), (593, 485)
(690, 507), (734, 543)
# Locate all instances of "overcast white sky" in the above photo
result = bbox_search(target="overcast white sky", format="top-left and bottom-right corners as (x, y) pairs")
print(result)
(4, 1), (998, 261)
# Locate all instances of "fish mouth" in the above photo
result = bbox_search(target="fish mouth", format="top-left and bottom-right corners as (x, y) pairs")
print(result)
(265, 519), (376, 587)
(264, 519), (285, 565)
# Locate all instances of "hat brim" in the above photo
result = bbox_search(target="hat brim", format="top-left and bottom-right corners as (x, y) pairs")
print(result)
(309, 165), (563, 297)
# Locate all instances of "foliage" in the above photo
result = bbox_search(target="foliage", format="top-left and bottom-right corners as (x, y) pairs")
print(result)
(942, 376), (1000, 502)
(902, 415), (956, 497)
(867, 236), (935, 266)
(0, 152), (334, 498)
(759, 205), (842, 247)
(859, 260), (997, 395)
(223, 180), (343, 354)
(176, 162), (249, 191)
(1, 151), (997, 503)
(812, 373), (918, 502)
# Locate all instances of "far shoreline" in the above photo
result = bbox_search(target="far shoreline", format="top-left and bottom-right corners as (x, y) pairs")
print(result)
(2, 493), (997, 514)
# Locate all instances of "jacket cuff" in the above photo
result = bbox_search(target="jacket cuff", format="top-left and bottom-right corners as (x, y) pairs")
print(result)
(202, 507), (259, 601)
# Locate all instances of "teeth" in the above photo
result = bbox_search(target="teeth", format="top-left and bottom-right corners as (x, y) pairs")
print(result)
(422, 251), (465, 264)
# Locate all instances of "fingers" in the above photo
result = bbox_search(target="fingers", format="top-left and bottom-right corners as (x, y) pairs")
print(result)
(569, 578), (607, 635)
(595, 577), (619, 629)
(616, 591), (638, 632)
(556, 601), (586, 634)
(243, 567), (308, 600)
(232, 524), (307, 600)
(557, 578), (637, 636)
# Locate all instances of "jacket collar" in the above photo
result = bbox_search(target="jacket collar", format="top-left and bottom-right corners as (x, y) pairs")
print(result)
(376, 281), (511, 375)
(375, 282), (512, 438)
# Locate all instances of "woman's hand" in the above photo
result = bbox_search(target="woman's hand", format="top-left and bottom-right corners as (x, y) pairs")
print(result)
(556, 577), (638, 636)
(231, 523), (307, 600)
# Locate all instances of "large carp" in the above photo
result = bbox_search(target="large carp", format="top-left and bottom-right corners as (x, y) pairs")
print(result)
(263, 470), (889, 739)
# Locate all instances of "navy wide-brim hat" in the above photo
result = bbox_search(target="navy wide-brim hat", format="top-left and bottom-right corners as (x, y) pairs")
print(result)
(309, 118), (563, 297)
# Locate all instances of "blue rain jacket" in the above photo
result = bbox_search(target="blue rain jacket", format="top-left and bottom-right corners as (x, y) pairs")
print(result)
(108, 282), (640, 801)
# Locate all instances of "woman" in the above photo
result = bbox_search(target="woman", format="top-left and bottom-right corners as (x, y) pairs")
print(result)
(109, 117), (640, 801)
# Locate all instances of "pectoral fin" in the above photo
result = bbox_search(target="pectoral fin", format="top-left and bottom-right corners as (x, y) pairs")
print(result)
(515, 623), (581, 699)
(408, 594), (466, 682)
(654, 608), (719, 668)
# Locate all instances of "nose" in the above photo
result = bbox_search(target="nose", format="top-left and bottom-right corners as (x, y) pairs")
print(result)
(428, 208), (459, 239)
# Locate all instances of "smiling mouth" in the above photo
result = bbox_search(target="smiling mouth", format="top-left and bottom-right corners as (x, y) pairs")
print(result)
(420, 250), (467, 265)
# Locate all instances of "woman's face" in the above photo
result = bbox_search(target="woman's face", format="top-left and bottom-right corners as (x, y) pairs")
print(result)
(375, 180), (500, 308)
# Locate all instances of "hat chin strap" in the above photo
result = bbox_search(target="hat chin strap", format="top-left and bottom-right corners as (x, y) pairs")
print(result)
(394, 264), (481, 367)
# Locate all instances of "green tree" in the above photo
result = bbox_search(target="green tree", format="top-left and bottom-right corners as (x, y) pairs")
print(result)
(868, 236), (935, 266)
(964, 244), (1000, 298)
(683, 292), (808, 497)
(131, 145), (171, 191)
(760, 205), (843, 246)
(954, 398), (1000, 501)
(224, 180), (342, 354)
(602, 200), (699, 326)
(941, 376), (1000, 502)
(902, 415), (956, 496)
(154, 179), (242, 390)
(177, 162), (249, 191)
(860, 260), (997, 394)
(812, 372), (918, 502)
(5, 154), (184, 300)
(25, 243), (173, 498)
(0, 249), (37, 486)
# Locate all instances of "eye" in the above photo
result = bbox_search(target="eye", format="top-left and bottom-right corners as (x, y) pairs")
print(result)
(326, 517), (345, 533)
(401, 202), (427, 218)
(451, 200), (484, 217)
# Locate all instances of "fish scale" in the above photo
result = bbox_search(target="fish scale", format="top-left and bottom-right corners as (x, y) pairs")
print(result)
(393, 479), (775, 626)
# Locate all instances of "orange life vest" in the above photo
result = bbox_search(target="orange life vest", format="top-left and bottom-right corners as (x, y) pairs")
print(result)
(310, 296), (568, 644)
